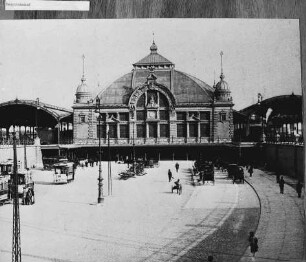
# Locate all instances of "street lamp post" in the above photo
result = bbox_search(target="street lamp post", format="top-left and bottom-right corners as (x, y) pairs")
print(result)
(96, 96), (104, 204)
(132, 126), (136, 174)
(108, 130), (112, 196)
(12, 129), (21, 262)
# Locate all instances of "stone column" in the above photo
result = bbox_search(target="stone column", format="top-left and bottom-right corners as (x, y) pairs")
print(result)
(186, 122), (189, 138)
(146, 122), (149, 138)
(157, 122), (160, 138)
(117, 113), (120, 139)
(6, 127), (9, 139)
(198, 122), (201, 140)
(117, 124), (120, 139)
(106, 124), (109, 139)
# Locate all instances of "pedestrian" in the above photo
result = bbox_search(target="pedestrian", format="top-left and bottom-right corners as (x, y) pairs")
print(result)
(22, 187), (27, 205)
(248, 164), (254, 177)
(168, 169), (173, 182)
(296, 180), (303, 198)
(8, 179), (11, 200)
(276, 171), (280, 184)
(175, 162), (179, 173)
(26, 189), (32, 205)
(199, 171), (203, 183)
(248, 231), (258, 257)
(279, 176), (285, 194)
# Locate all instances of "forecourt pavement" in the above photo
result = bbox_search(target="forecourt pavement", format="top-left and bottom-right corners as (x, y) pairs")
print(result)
(0, 161), (259, 262)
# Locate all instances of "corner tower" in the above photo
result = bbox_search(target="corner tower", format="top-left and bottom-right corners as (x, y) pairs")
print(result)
(212, 51), (234, 142)
(215, 51), (232, 102)
(75, 55), (92, 104)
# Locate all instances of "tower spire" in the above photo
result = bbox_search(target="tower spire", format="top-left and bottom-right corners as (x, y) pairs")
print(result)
(220, 51), (224, 80)
(81, 54), (86, 82)
(150, 34), (157, 54)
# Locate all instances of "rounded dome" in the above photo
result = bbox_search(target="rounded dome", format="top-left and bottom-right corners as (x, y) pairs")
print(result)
(150, 41), (158, 53)
(75, 76), (92, 103)
(215, 73), (229, 91)
(98, 70), (215, 106)
(216, 80), (229, 90)
(76, 77), (89, 93)
(76, 82), (89, 93)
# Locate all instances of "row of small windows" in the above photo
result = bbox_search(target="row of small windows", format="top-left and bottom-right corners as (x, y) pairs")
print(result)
(97, 124), (129, 139)
(96, 113), (129, 122)
(81, 111), (226, 123)
(97, 123), (210, 138)
(177, 123), (210, 137)
(87, 111), (211, 122)
(176, 112), (210, 121)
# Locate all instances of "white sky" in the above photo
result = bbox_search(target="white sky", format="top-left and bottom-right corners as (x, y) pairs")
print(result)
(0, 19), (301, 110)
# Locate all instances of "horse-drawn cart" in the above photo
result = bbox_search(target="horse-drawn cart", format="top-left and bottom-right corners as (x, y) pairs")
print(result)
(193, 160), (215, 185)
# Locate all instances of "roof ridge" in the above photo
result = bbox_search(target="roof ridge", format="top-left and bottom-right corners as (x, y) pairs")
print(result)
(133, 52), (173, 66)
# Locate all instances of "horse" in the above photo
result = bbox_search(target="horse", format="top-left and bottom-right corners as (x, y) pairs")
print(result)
(172, 184), (182, 195)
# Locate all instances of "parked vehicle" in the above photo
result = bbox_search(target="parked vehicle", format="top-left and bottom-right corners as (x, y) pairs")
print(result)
(0, 175), (10, 203)
(118, 170), (135, 180)
(52, 161), (75, 184)
(0, 159), (21, 176)
(227, 164), (244, 184)
(15, 169), (35, 196)
(202, 162), (215, 184)
(194, 160), (215, 184)
(43, 157), (59, 170)
(144, 159), (159, 168)
(0, 161), (35, 204)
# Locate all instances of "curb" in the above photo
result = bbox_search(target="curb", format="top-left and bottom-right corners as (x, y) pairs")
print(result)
(242, 177), (262, 258)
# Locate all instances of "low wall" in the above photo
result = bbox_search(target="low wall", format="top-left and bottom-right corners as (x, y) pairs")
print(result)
(263, 144), (304, 181)
(0, 144), (43, 169)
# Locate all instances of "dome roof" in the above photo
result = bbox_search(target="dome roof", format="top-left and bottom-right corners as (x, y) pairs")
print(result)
(98, 70), (214, 106)
(97, 42), (215, 106)
(76, 76), (90, 94)
(150, 41), (158, 53)
(215, 73), (229, 91)
(216, 80), (229, 90)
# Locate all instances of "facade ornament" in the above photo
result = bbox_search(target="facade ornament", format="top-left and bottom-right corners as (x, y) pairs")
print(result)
(129, 103), (136, 111)
(147, 95), (157, 108)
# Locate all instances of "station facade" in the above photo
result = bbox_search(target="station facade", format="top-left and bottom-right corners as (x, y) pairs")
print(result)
(72, 42), (234, 147)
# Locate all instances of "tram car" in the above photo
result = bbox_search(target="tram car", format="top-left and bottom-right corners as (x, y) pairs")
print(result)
(0, 175), (10, 203)
(0, 159), (22, 176)
(52, 160), (75, 184)
(43, 157), (59, 170)
(15, 169), (35, 196)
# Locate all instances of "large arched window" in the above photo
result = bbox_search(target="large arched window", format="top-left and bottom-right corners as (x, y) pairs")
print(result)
(135, 90), (170, 139)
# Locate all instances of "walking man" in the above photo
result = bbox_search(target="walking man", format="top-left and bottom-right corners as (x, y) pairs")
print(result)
(248, 231), (258, 257)
(296, 181), (303, 198)
(248, 164), (254, 177)
(279, 176), (285, 194)
(175, 162), (179, 173)
(22, 187), (27, 205)
(168, 169), (173, 182)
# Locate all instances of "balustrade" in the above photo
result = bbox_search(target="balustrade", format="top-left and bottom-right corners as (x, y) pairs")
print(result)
(73, 137), (230, 146)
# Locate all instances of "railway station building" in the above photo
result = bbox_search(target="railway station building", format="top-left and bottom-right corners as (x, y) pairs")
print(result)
(72, 41), (234, 154)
